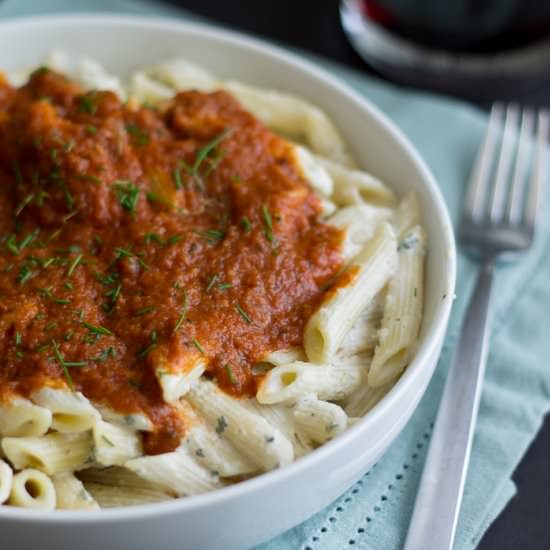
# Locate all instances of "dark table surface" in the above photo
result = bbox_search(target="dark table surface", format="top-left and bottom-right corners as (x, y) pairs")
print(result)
(157, 1), (550, 548)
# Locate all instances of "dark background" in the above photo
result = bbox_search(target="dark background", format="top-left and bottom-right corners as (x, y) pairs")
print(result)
(157, 1), (550, 549)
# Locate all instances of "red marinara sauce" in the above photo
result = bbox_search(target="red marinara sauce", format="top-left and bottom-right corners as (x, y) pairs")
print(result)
(0, 68), (343, 453)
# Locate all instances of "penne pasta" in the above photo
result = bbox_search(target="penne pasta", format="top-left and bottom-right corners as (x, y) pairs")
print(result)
(328, 204), (393, 263)
(83, 482), (173, 507)
(304, 222), (398, 363)
(125, 446), (223, 497)
(30, 389), (100, 433)
(9, 469), (56, 510)
(0, 458), (13, 504)
(368, 225), (426, 387)
(257, 362), (364, 405)
(292, 395), (348, 444)
(2, 431), (93, 476)
(0, 398), (52, 437)
(187, 380), (294, 471)
(52, 472), (99, 510)
(92, 420), (142, 467)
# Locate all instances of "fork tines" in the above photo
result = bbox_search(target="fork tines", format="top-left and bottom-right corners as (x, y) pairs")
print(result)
(464, 104), (549, 230)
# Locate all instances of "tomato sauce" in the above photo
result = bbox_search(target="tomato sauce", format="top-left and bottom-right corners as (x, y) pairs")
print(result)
(0, 69), (343, 453)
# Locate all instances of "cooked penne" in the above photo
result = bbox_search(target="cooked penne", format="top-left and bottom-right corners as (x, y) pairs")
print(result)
(316, 155), (396, 206)
(126, 447), (223, 497)
(2, 431), (93, 476)
(304, 222), (398, 363)
(77, 466), (163, 490)
(97, 407), (154, 433)
(0, 398), (52, 437)
(30, 388), (100, 433)
(83, 482), (173, 507)
(336, 290), (386, 358)
(52, 472), (99, 510)
(92, 421), (142, 467)
(9, 469), (56, 510)
(242, 399), (314, 458)
(187, 380), (294, 471)
(184, 424), (258, 478)
(368, 225), (426, 387)
(344, 381), (394, 418)
(0, 458), (13, 504)
(154, 358), (206, 403)
(293, 145), (334, 196)
(392, 191), (420, 239)
(328, 204), (393, 263)
(292, 395), (348, 444)
(257, 362), (364, 405)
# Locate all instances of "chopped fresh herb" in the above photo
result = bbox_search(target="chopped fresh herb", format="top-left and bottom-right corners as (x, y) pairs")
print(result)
(85, 125), (97, 135)
(126, 123), (149, 145)
(51, 339), (86, 390)
(136, 330), (157, 359)
(188, 128), (232, 176)
(67, 253), (83, 277)
(76, 174), (102, 185)
(205, 274), (218, 293)
(95, 346), (117, 362)
(173, 290), (188, 333)
(218, 282), (233, 291)
(215, 415), (228, 435)
(225, 364), (237, 385)
(64, 139), (76, 153)
(53, 298), (71, 305)
(134, 305), (155, 317)
(146, 192), (173, 208)
(15, 331), (22, 346)
(173, 166), (184, 190)
(64, 281), (73, 290)
(261, 204), (277, 244)
(45, 322), (58, 331)
(5, 234), (19, 255)
(264, 435), (275, 443)
(192, 338), (205, 354)
(82, 322), (114, 336)
(15, 351), (25, 360)
(17, 263), (34, 284)
(240, 217), (252, 232)
(101, 434), (115, 447)
(113, 247), (149, 270)
(195, 229), (225, 244)
(144, 233), (164, 245)
(166, 235), (183, 245)
(15, 193), (35, 216)
(235, 303), (252, 324)
(78, 91), (98, 115)
(113, 181), (140, 214)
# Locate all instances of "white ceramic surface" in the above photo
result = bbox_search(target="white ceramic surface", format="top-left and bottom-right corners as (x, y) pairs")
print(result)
(0, 14), (456, 550)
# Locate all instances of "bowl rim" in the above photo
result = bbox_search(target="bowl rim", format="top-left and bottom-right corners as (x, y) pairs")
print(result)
(0, 12), (457, 523)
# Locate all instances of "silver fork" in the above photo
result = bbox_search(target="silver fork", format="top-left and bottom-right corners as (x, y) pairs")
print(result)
(404, 105), (549, 550)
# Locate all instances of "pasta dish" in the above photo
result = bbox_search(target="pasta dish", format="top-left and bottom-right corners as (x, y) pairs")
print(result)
(0, 54), (425, 510)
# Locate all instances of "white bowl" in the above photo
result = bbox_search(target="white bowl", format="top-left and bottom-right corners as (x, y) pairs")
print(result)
(0, 14), (456, 550)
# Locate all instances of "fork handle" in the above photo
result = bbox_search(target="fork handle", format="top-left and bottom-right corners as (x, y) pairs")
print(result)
(404, 259), (495, 550)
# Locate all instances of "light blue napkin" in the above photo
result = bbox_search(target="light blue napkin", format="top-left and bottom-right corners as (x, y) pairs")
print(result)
(2, 2), (549, 549)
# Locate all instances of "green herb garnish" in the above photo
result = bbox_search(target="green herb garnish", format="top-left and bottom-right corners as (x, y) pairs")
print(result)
(113, 181), (140, 214)
(235, 303), (252, 324)
(82, 322), (114, 336)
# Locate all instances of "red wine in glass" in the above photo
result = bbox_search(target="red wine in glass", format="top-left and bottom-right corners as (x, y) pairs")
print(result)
(362, 0), (550, 52)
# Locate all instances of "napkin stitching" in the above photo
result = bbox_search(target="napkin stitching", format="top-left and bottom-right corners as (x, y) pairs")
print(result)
(301, 422), (435, 550)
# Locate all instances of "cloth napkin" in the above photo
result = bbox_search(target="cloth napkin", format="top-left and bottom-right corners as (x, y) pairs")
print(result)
(2, 2), (549, 549)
